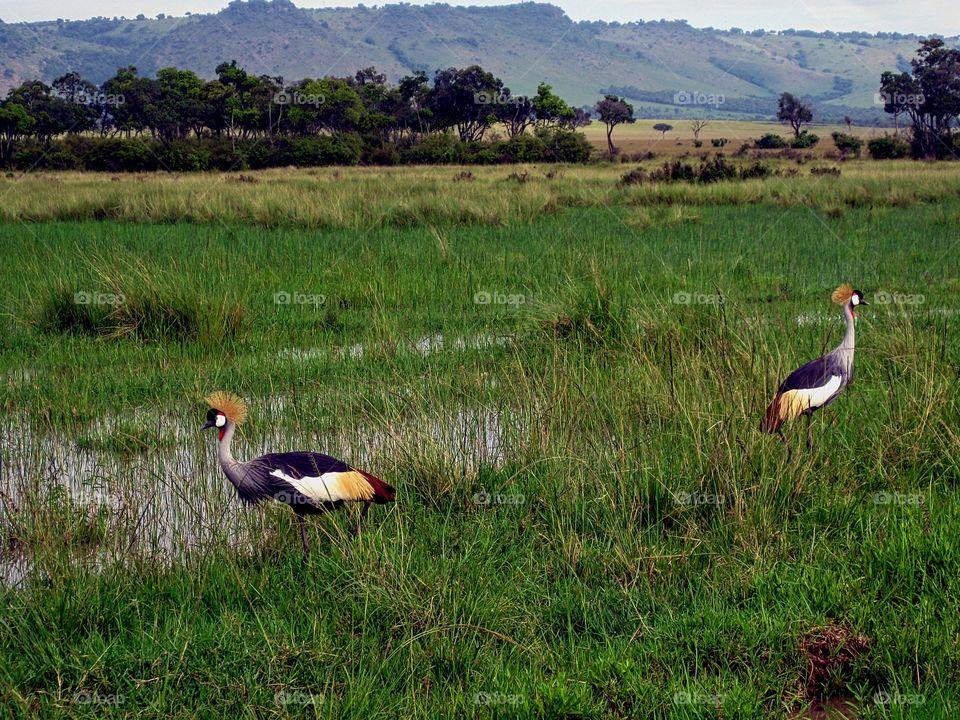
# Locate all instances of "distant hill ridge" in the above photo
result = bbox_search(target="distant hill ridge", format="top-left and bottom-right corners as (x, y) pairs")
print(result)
(1, 0), (957, 123)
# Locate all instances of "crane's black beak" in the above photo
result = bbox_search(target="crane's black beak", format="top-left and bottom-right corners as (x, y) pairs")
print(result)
(201, 419), (216, 430)
(859, 299), (869, 306)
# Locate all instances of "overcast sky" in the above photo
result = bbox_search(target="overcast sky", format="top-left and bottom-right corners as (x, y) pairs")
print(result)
(0, 0), (953, 36)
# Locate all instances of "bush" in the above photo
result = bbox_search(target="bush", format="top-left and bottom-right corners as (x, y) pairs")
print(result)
(498, 134), (546, 163)
(541, 128), (592, 162)
(399, 133), (465, 164)
(755, 133), (787, 149)
(619, 156), (774, 186)
(831, 132), (863, 158)
(790, 131), (820, 149)
(279, 134), (363, 166)
(711, 138), (728, 148)
(867, 135), (910, 160)
(696, 155), (738, 183)
(2, 128), (589, 170)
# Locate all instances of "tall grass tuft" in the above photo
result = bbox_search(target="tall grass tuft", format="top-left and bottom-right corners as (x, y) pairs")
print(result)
(36, 263), (244, 343)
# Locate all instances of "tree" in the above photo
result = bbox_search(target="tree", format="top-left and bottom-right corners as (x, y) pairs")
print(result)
(428, 65), (504, 142)
(4, 80), (75, 141)
(562, 107), (592, 130)
(880, 39), (960, 158)
(653, 122), (672, 139)
(494, 92), (535, 138)
(594, 94), (634, 155)
(102, 66), (161, 137)
(0, 102), (34, 160)
(690, 119), (708, 141)
(532, 83), (574, 128)
(777, 92), (813, 138)
(51, 72), (100, 134)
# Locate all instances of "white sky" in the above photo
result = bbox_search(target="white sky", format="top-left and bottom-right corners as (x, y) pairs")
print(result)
(0, 0), (953, 36)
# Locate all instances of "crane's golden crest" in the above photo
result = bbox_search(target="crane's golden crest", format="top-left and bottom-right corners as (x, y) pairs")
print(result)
(831, 284), (855, 305)
(205, 391), (248, 424)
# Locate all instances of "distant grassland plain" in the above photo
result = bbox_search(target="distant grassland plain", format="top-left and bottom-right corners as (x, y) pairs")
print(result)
(1, 158), (959, 718)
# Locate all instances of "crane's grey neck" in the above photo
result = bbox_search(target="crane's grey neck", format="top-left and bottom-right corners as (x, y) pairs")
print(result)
(217, 421), (244, 485)
(836, 302), (856, 352)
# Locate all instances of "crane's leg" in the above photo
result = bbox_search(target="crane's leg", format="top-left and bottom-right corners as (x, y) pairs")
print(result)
(805, 414), (813, 452)
(353, 501), (371, 538)
(297, 514), (310, 560)
(777, 427), (792, 463)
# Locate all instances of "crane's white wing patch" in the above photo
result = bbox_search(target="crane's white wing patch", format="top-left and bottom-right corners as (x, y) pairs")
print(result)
(269, 469), (373, 503)
(777, 374), (842, 418)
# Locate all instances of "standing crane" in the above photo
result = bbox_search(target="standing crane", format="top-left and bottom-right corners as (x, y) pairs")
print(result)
(201, 391), (395, 558)
(762, 284), (867, 451)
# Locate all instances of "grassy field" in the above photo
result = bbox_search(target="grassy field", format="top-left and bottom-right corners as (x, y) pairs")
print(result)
(1, 160), (959, 718)
(579, 120), (891, 157)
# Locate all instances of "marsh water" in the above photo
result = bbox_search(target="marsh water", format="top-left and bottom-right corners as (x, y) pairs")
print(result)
(0, 335), (512, 588)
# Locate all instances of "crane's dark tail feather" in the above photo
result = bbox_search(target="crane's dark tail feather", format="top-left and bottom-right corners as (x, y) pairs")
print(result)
(358, 469), (396, 504)
(761, 394), (784, 434)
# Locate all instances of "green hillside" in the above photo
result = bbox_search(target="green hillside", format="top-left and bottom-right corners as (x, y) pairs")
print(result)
(0, 0), (954, 122)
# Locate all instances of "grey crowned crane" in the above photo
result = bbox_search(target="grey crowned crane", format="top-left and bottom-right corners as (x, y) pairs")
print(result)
(762, 284), (867, 451)
(201, 392), (395, 558)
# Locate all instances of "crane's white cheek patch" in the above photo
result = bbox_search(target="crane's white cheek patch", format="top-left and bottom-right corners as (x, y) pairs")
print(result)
(270, 469), (374, 503)
(215, 414), (226, 428)
(851, 295), (860, 306)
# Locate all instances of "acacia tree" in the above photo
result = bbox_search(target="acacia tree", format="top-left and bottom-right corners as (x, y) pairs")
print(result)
(594, 94), (634, 155)
(777, 92), (813, 137)
(690, 118), (709, 141)
(653, 122), (673, 139)
(880, 39), (960, 158)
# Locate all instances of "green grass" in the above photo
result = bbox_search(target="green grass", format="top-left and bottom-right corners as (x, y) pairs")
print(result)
(1, 165), (959, 718)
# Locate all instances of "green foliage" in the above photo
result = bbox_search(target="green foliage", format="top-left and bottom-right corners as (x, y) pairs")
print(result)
(790, 131), (820, 148)
(832, 131), (864, 157)
(755, 133), (787, 149)
(868, 134), (911, 159)
(620, 156), (775, 185)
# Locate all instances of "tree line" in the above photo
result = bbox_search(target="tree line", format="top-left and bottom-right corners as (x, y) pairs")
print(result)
(773, 39), (960, 159)
(0, 63), (599, 170)
(0, 38), (957, 169)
